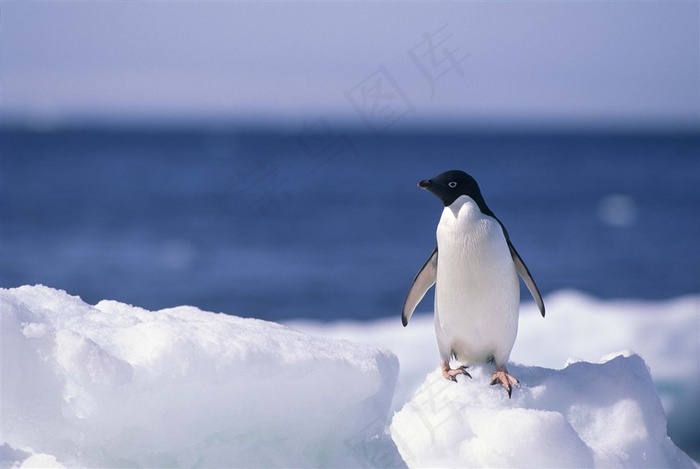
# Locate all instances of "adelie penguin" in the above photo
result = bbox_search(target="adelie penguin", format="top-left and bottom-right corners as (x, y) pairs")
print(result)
(402, 170), (545, 398)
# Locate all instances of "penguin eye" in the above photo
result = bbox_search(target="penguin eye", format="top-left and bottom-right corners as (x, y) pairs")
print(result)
(448, 181), (457, 188)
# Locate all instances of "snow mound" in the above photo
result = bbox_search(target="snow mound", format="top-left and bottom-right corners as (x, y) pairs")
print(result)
(3, 285), (697, 468)
(290, 291), (700, 456)
(1, 285), (402, 468)
(390, 354), (696, 468)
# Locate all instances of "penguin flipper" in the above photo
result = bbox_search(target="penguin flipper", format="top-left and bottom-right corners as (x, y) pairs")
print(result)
(402, 246), (438, 326)
(508, 242), (546, 317)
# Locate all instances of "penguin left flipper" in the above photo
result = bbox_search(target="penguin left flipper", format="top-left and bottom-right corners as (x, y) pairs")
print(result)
(402, 246), (438, 326)
(507, 241), (546, 318)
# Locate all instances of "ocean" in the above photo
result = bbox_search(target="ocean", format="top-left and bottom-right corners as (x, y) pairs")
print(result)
(2, 127), (699, 321)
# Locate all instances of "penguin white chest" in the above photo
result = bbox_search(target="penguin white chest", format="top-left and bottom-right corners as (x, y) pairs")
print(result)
(434, 196), (520, 366)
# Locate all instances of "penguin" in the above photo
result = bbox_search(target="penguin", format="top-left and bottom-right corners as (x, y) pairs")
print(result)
(402, 170), (545, 398)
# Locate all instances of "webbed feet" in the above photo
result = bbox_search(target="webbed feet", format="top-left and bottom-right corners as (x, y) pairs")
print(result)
(490, 369), (519, 398)
(441, 360), (471, 382)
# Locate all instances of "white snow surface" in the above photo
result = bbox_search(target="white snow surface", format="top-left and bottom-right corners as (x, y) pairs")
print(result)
(390, 356), (695, 468)
(1, 285), (401, 468)
(2, 285), (698, 468)
(291, 289), (700, 459)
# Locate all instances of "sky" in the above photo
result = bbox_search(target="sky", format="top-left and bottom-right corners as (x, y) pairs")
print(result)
(2, 1), (699, 131)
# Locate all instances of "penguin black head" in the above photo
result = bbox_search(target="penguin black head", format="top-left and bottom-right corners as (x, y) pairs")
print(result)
(418, 170), (492, 215)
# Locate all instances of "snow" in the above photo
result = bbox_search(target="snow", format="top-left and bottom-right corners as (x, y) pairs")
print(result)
(390, 355), (695, 468)
(2, 285), (698, 468)
(290, 290), (700, 458)
(1, 285), (401, 468)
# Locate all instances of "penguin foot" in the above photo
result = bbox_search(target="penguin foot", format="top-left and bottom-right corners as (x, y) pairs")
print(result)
(490, 370), (519, 398)
(441, 361), (471, 382)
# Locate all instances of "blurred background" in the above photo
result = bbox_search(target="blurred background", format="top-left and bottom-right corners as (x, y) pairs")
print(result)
(2, 2), (699, 321)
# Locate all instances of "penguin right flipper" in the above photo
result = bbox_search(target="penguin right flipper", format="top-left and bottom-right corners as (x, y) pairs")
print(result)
(507, 242), (546, 317)
(402, 246), (438, 326)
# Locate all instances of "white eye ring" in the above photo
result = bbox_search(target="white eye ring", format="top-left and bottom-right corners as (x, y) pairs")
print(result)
(448, 181), (457, 188)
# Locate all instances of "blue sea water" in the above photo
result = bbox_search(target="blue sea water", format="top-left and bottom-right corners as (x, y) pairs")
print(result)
(2, 128), (699, 321)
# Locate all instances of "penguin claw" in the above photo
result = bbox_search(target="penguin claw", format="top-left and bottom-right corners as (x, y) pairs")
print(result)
(490, 370), (519, 398)
(441, 362), (471, 381)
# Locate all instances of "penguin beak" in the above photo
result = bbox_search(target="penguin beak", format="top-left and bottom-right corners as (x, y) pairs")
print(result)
(418, 179), (431, 189)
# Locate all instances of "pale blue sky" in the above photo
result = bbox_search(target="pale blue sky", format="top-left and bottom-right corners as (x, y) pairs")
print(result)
(3, 1), (698, 130)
